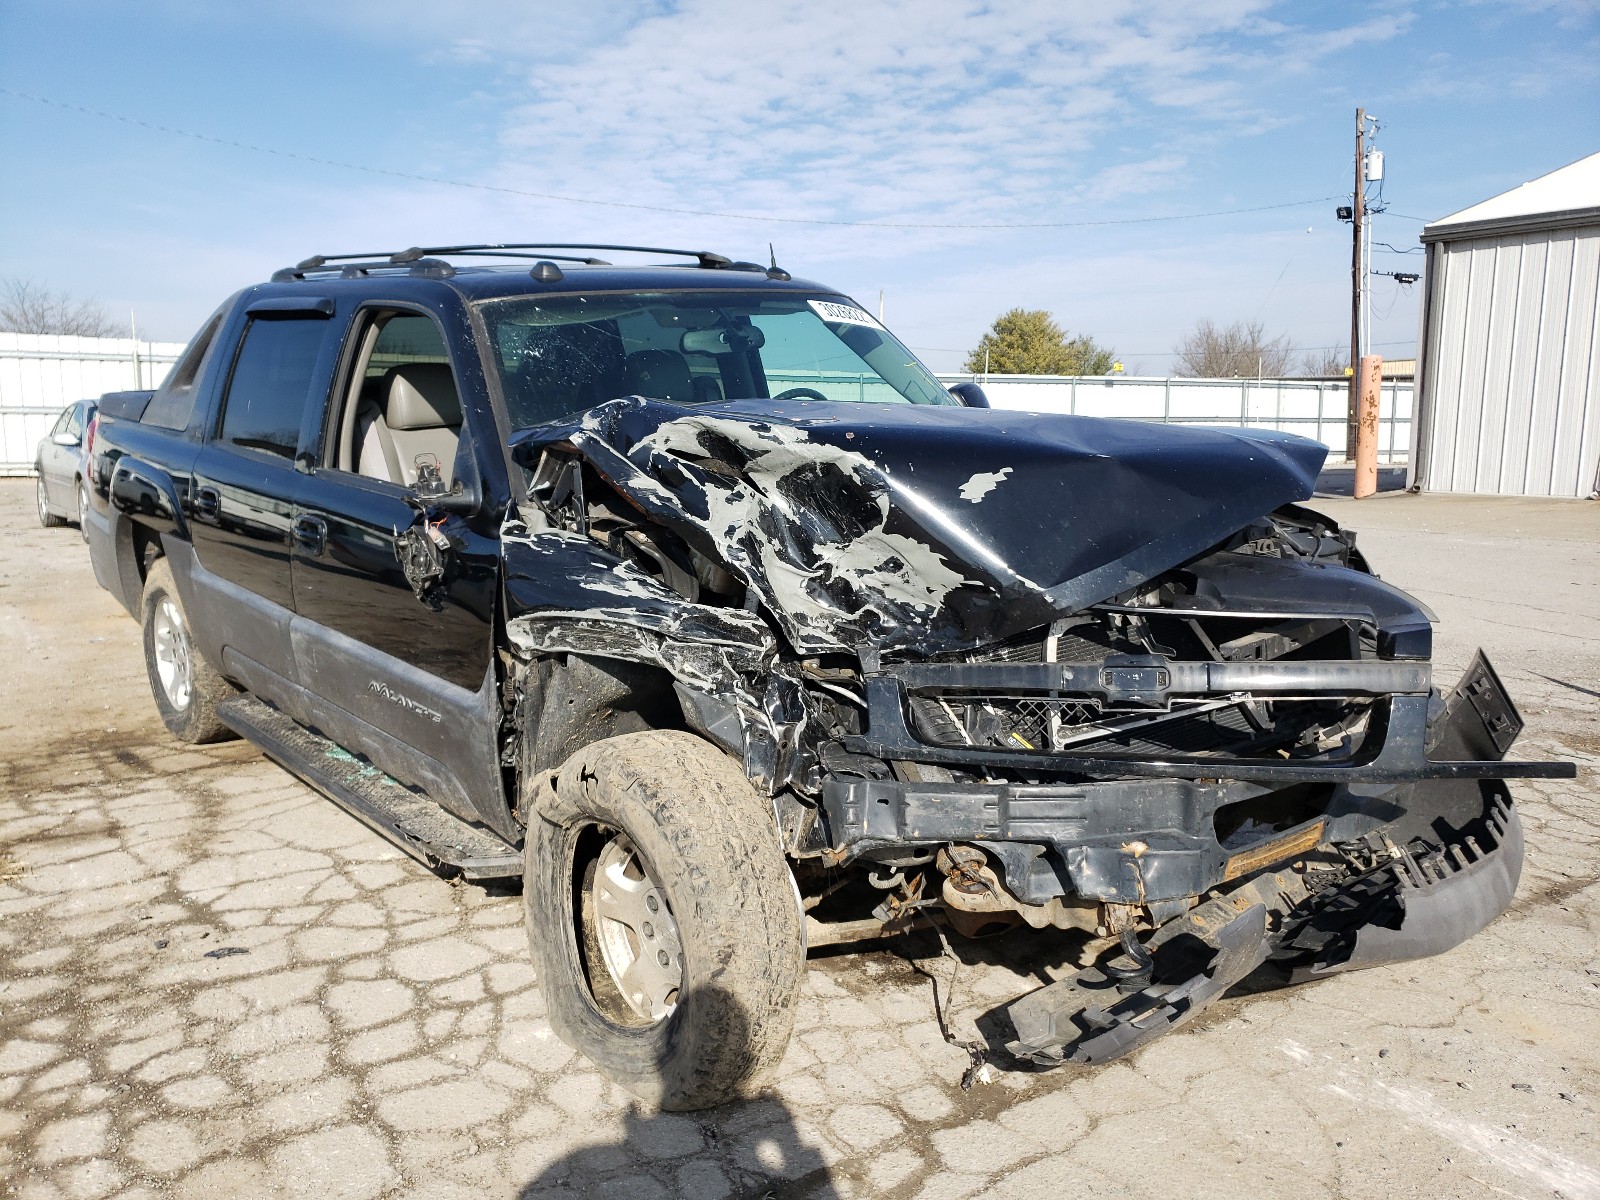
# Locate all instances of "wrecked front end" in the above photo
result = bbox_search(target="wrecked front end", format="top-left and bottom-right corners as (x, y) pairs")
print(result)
(500, 396), (1574, 1067)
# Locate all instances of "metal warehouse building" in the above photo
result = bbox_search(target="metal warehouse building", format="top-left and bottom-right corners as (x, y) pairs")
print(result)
(1410, 151), (1600, 498)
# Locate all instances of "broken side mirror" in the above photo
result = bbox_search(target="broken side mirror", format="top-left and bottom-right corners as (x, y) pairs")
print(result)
(948, 382), (990, 409)
(407, 452), (482, 516)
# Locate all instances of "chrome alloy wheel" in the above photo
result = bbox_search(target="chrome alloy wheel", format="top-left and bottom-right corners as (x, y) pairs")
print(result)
(588, 832), (683, 1022)
(151, 596), (193, 711)
(36, 475), (50, 523)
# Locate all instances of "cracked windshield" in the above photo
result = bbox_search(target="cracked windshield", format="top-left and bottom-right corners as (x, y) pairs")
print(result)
(479, 291), (957, 430)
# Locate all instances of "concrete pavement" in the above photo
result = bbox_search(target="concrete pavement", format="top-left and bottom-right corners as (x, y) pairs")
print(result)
(2, 478), (1596, 1200)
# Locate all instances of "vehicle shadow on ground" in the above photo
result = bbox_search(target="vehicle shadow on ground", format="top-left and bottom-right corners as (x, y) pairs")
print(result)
(514, 983), (841, 1199)
(515, 1097), (840, 1199)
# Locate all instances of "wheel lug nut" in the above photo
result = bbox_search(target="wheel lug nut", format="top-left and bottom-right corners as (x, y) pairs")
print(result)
(656, 949), (670, 967)
(642, 922), (654, 938)
(645, 895), (659, 913)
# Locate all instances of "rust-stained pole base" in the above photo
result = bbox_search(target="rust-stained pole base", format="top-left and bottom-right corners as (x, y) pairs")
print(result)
(1353, 355), (1383, 498)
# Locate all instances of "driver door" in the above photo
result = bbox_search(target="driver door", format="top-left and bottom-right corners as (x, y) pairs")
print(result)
(288, 305), (507, 836)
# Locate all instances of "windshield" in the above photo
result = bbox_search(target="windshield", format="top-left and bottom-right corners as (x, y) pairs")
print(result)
(475, 290), (956, 430)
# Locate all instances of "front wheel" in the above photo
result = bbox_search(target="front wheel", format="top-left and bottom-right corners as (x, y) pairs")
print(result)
(76, 479), (90, 542)
(36, 474), (64, 527)
(523, 730), (804, 1111)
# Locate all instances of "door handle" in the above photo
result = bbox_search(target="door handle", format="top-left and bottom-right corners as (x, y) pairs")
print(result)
(192, 486), (221, 521)
(292, 514), (327, 556)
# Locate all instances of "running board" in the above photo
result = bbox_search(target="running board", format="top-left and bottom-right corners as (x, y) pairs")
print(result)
(217, 694), (522, 879)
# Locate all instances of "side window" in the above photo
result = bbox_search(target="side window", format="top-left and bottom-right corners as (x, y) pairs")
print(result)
(65, 405), (85, 439)
(218, 317), (331, 459)
(366, 314), (449, 378)
(51, 408), (73, 437)
(330, 310), (465, 489)
(142, 310), (225, 430)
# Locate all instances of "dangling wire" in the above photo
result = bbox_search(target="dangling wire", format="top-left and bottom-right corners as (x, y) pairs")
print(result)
(897, 914), (995, 1089)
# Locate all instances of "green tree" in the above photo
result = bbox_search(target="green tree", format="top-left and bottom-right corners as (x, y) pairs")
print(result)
(964, 308), (1115, 375)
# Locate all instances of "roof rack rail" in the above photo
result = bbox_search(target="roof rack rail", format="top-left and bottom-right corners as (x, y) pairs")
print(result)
(270, 256), (457, 282)
(387, 244), (735, 269)
(270, 243), (756, 283)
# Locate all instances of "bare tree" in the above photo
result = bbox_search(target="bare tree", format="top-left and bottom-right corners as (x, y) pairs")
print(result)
(0, 277), (120, 338)
(1173, 319), (1294, 378)
(1299, 346), (1347, 377)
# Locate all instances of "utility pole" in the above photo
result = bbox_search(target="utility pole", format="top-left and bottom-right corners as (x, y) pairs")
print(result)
(1346, 106), (1365, 460)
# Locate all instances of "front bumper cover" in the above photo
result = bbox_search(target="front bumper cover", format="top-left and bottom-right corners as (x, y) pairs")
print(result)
(1001, 791), (1522, 1065)
(822, 652), (1570, 907)
(823, 651), (1568, 1066)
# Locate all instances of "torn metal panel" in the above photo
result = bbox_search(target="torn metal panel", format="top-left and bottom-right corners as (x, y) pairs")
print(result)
(500, 516), (824, 793)
(510, 395), (1330, 656)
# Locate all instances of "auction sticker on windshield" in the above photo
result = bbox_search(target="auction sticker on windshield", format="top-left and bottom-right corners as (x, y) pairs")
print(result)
(809, 299), (883, 329)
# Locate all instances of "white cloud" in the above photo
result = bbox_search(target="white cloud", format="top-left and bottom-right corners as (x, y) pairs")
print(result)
(482, 0), (1315, 239)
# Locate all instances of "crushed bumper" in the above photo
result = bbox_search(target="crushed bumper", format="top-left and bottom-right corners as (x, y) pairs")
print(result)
(822, 652), (1570, 907)
(823, 650), (1567, 1067)
(1001, 793), (1522, 1065)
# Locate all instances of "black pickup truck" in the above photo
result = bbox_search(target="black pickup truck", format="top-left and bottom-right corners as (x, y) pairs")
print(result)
(86, 244), (1571, 1110)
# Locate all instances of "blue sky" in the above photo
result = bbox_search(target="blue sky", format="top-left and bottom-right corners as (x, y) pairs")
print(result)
(1, 0), (1595, 372)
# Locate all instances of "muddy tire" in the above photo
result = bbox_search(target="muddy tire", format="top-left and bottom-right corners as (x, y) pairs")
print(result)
(523, 730), (804, 1111)
(140, 559), (235, 744)
(37, 474), (64, 528)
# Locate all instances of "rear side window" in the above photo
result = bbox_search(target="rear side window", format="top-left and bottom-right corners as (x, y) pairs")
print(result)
(218, 317), (331, 458)
(142, 310), (225, 430)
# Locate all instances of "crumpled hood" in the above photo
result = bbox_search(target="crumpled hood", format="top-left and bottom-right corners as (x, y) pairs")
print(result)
(513, 396), (1326, 656)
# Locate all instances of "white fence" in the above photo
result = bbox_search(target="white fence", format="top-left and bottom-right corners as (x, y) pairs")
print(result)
(1, 332), (185, 476)
(1, 335), (1413, 475)
(938, 374), (1413, 463)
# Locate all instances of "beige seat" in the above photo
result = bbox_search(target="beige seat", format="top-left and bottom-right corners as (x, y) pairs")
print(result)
(357, 363), (461, 486)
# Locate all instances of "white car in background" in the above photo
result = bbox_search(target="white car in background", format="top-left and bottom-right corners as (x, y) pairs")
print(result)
(34, 398), (97, 537)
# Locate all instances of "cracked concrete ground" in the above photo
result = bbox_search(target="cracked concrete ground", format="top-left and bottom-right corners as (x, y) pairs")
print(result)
(1, 476), (1597, 1200)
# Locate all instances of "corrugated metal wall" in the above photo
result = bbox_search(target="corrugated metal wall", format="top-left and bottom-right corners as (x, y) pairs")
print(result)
(1415, 224), (1600, 497)
(0, 333), (184, 475)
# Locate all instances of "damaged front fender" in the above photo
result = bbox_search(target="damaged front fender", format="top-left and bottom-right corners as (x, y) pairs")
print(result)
(500, 520), (824, 793)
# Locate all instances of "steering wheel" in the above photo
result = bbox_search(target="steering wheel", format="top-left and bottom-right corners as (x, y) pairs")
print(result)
(773, 387), (831, 402)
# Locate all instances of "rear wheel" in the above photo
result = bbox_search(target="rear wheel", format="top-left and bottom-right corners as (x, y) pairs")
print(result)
(140, 559), (235, 744)
(523, 730), (804, 1111)
(36, 474), (64, 527)
(76, 478), (90, 542)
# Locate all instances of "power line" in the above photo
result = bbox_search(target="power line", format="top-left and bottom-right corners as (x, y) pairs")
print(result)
(3, 88), (1342, 232)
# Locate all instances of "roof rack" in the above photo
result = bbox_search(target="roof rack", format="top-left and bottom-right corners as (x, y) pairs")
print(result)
(389, 244), (736, 269)
(272, 243), (743, 282)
